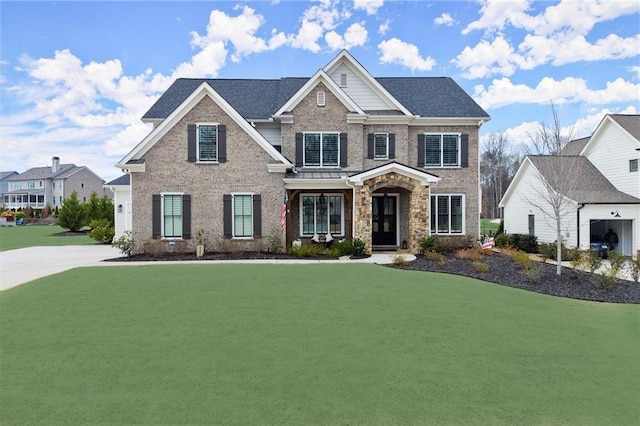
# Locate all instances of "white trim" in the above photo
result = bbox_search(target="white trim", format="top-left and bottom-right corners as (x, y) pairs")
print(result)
(581, 115), (639, 156)
(118, 82), (292, 170)
(410, 117), (490, 126)
(348, 162), (440, 186)
(299, 193), (345, 237)
(231, 192), (254, 239)
(160, 192), (184, 240)
(283, 178), (350, 190)
(274, 69), (365, 116)
(196, 122), (219, 163)
(323, 50), (413, 116)
(430, 193), (466, 235)
(423, 133), (462, 168)
(373, 133), (389, 160)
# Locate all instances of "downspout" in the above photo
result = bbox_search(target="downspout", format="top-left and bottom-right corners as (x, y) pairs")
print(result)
(577, 203), (584, 248)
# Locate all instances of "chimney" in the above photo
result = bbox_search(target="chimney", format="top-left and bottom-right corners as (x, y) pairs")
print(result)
(52, 156), (60, 173)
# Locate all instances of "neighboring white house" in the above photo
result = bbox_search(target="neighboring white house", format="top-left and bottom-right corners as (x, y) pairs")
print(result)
(500, 114), (640, 257)
(105, 174), (131, 240)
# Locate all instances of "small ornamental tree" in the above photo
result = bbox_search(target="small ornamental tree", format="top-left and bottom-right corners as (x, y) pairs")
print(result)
(57, 191), (87, 232)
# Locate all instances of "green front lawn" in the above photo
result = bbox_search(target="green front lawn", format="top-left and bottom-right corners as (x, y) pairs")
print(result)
(1, 264), (638, 425)
(0, 225), (94, 251)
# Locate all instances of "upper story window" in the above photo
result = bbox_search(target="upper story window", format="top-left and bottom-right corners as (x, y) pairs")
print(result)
(374, 133), (389, 159)
(11, 183), (22, 190)
(198, 124), (218, 162)
(28, 181), (35, 189)
(425, 134), (460, 167)
(630, 159), (638, 172)
(304, 133), (339, 167)
(317, 91), (326, 107)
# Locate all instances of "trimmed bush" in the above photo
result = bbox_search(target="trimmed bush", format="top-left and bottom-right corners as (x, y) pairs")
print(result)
(88, 219), (115, 244)
(495, 233), (510, 248)
(112, 231), (135, 256)
(57, 191), (87, 232)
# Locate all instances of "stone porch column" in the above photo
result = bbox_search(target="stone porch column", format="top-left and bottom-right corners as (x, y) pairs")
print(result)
(353, 184), (372, 253)
(408, 185), (430, 253)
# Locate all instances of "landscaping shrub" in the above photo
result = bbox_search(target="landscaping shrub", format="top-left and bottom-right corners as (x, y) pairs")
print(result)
(513, 234), (538, 253)
(391, 254), (409, 267)
(539, 240), (579, 261)
(510, 250), (541, 281)
(267, 229), (283, 253)
(425, 251), (446, 265)
(112, 231), (134, 256)
(57, 191), (87, 232)
(495, 233), (510, 248)
(417, 236), (438, 253)
(583, 250), (603, 274)
(496, 219), (504, 235)
(327, 238), (366, 257)
(88, 219), (115, 244)
(287, 243), (325, 257)
(608, 251), (626, 278)
(628, 257), (640, 283)
(473, 261), (489, 273)
(454, 247), (483, 261)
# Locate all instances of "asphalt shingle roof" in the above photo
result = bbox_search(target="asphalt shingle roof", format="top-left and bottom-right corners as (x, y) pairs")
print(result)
(7, 164), (75, 181)
(560, 137), (590, 156)
(609, 114), (640, 141)
(142, 76), (489, 120)
(1, 171), (18, 180)
(106, 174), (130, 186)
(528, 155), (640, 204)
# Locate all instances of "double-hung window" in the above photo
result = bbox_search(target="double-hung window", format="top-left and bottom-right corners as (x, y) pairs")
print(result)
(163, 194), (183, 238)
(301, 194), (343, 236)
(430, 194), (464, 234)
(374, 133), (389, 159)
(425, 134), (460, 167)
(198, 124), (218, 162)
(233, 194), (253, 238)
(304, 133), (339, 167)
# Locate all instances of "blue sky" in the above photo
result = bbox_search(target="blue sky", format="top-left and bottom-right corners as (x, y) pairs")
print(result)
(2, 0), (639, 181)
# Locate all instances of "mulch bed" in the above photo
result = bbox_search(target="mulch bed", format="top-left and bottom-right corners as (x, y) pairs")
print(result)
(401, 252), (640, 304)
(104, 250), (639, 304)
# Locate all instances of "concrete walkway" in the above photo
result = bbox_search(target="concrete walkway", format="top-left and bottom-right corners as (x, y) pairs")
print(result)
(1, 246), (415, 291)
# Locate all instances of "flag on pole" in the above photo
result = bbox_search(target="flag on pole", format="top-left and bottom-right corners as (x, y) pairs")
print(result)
(280, 191), (288, 230)
(481, 236), (495, 249)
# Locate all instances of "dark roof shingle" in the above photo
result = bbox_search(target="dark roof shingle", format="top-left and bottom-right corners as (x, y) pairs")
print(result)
(609, 114), (640, 141)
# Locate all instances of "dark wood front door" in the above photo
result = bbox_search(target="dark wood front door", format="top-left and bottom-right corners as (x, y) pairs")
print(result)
(372, 195), (397, 246)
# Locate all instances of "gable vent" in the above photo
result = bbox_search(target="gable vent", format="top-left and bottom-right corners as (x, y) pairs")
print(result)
(317, 90), (326, 107)
(340, 73), (347, 87)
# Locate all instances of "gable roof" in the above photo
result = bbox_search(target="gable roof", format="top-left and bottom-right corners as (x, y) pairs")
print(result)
(120, 82), (292, 170)
(527, 155), (640, 204)
(141, 53), (489, 122)
(8, 164), (75, 181)
(609, 114), (640, 141)
(106, 174), (130, 186)
(1, 171), (18, 180)
(560, 136), (590, 156)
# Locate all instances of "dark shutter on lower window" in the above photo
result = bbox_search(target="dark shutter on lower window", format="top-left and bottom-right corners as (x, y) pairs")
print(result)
(295, 133), (303, 167)
(340, 133), (348, 167)
(223, 194), (232, 238)
(367, 133), (374, 159)
(182, 194), (191, 239)
(417, 134), (426, 167)
(389, 134), (396, 159)
(460, 134), (469, 168)
(187, 125), (197, 162)
(218, 125), (227, 163)
(152, 194), (161, 238)
(253, 194), (262, 237)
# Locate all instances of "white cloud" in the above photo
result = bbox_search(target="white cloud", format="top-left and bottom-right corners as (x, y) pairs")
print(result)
(378, 38), (436, 72)
(434, 13), (455, 26)
(353, 0), (384, 15)
(630, 65), (640, 80)
(473, 76), (640, 109)
(325, 22), (368, 50)
(458, 0), (640, 78)
(287, 20), (325, 52)
(378, 19), (390, 35)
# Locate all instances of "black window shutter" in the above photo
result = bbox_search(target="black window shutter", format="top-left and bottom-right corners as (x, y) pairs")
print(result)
(187, 125), (197, 162)
(389, 134), (396, 159)
(340, 133), (348, 167)
(218, 125), (227, 163)
(182, 194), (191, 239)
(152, 194), (161, 238)
(417, 134), (426, 167)
(367, 133), (374, 159)
(295, 133), (303, 167)
(223, 194), (232, 238)
(460, 134), (469, 167)
(253, 194), (262, 237)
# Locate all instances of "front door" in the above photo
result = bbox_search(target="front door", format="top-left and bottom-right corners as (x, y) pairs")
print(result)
(372, 195), (397, 246)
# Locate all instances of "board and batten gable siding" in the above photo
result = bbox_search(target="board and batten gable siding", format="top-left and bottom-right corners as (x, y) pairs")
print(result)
(585, 121), (640, 198)
(328, 63), (395, 111)
(503, 161), (578, 247)
(408, 125), (480, 237)
(130, 95), (285, 251)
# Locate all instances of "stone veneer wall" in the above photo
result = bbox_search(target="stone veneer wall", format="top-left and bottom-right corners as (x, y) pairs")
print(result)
(354, 172), (429, 253)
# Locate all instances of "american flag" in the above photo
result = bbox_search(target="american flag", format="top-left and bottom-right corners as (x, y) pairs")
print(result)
(481, 236), (495, 249)
(280, 191), (288, 230)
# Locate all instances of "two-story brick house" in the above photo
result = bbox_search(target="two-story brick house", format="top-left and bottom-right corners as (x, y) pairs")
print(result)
(118, 51), (489, 253)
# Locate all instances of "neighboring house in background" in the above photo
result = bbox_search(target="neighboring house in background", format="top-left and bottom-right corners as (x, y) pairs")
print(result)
(4, 156), (111, 210)
(118, 50), (490, 253)
(0, 171), (19, 207)
(500, 114), (640, 257)
(105, 174), (131, 240)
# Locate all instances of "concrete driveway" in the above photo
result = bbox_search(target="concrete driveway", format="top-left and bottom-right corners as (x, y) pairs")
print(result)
(1, 245), (121, 291)
(1, 246), (415, 291)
